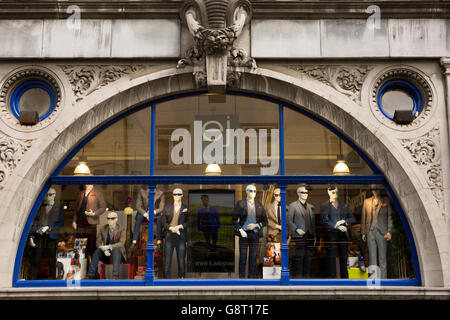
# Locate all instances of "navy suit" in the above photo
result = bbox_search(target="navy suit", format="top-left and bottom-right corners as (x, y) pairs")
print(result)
(320, 201), (355, 279)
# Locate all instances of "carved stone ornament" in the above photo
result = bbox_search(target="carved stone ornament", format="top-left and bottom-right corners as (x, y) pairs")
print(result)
(370, 67), (434, 131)
(0, 68), (63, 132)
(401, 127), (444, 212)
(0, 131), (32, 189)
(61, 65), (144, 102)
(286, 65), (373, 103)
(177, 0), (256, 92)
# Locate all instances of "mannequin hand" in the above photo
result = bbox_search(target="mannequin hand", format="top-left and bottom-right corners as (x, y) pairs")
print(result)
(104, 249), (111, 257)
(384, 233), (392, 241)
(29, 237), (36, 248)
(337, 225), (347, 233)
(247, 223), (258, 231)
(362, 234), (367, 242)
(335, 220), (346, 228)
(72, 222), (77, 230)
(85, 210), (95, 217)
(37, 226), (49, 235)
(239, 228), (247, 238)
(157, 240), (162, 245)
(313, 238), (317, 246)
(296, 229), (305, 236)
(182, 208), (188, 213)
(99, 245), (110, 252)
(276, 224), (282, 230)
(143, 212), (149, 220)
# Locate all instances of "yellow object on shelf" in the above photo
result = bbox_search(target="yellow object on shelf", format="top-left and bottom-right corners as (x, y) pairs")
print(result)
(348, 268), (368, 279)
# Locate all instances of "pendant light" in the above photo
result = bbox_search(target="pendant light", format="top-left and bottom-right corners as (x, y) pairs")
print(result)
(74, 148), (91, 176)
(333, 139), (350, 175)
(205, 163), (222, 175)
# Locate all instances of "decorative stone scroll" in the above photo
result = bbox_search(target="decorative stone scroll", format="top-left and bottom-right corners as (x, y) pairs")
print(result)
(0, 131), (32, 189)
(61, 65), (144, 102)
(286, 65), (373, 103)
(401, 126), (444, 212)
(177, 0), (256, 92)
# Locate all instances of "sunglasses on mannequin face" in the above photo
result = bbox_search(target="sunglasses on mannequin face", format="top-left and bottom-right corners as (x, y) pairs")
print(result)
(274, 194), (280, 197)
(298, 191), (309, 195)
(173, 193), (183, 196)
(107, 217), (117, 220)
(247, 190), (257, 193)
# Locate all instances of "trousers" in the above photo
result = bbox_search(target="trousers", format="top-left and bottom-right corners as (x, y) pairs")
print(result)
(238, 231), (260, 278)
(292, 233), (314, 278)
(367, 228), (388, 279)
(325, 231), (349, 278)
(132, 214), (149, 242)
(87, 247), (123, 277)
(164, 232), (186, 278)
(31, 234), (57, 280)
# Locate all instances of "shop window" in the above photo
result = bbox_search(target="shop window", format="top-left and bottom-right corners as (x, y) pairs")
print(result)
(10, 80), (56, 122)
(59, 107), (151, 176)
(377, 80), (423, 123)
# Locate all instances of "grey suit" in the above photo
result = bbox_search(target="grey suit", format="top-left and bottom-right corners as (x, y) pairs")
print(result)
(287, 200), (315, 238)
(361, 196), (393, 279)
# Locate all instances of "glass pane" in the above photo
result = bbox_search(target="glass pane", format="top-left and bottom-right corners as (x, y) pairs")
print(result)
(284, 107), (373, 175)
(59, 108), (151, 176)
(286, 184), (415, 280)
(155, 95), (280, 175)
(19, 184), (147, 281)
(381, 90), (414, 118)
(20, 88), (51, 116)
(153, 183), (279, 280)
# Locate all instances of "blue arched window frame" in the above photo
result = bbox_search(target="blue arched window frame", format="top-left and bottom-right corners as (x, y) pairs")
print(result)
(13, 91), (421, 287)
(10, 80), (57, 121)
(377, 80), (423, 121)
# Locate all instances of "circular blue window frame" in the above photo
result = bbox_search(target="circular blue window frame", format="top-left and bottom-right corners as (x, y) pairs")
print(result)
(377, 80), (423, 121)
(10, 80), (56, 121)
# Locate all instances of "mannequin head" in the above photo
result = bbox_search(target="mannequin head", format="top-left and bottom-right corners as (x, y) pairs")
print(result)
(45, 188), (56, 205)
(106, 211), (119, 229)
(297, 184), (309, 202)
(201, 194), (209, 207)
(173, 188), (183, 203)
(246, 184), (257, 201)
(327, 185), (339, 202)
(273, 188), (281, 203)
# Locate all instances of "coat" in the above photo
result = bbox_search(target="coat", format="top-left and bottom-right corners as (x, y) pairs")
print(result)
(96, 223), (126, 260)
(361, 196), (393, 236)
(74, 186), (107, 225)
(32, 203), (65, 240)
(160, 203), (189, 241)
(319, 200), (355, 232)
(232, 199), (268, 238)
(287, 200), (316, 238)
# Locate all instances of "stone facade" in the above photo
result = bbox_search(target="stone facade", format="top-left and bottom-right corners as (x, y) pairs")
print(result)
(0, 1), (449, 294)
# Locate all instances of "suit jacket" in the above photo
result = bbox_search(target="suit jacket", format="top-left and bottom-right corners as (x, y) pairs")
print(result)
(267, 202), (282, 237)
(361, 196), (393, 236)
(96, 223), (126, 259)
(287, 200), (315, 238)
(32, 203), (65, 240)
(319, 200), (355, 232)
(136, 188), (165, 216)
(74, 186), (107, 225)
(160, 203), (189, 241)
(232, 199), (268, 238)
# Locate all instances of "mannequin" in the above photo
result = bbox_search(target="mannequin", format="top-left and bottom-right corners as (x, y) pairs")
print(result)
(361, 186), (393, 279)
(287, 184), (315, 278)
(72, 184), (106, 259)
(160, 188), (188, 278)
(29, 187), (64, 280)
(267, 188), (282, 241)
(86, 211), (126, 279)
(232, 184), (268, 278)
(130, 186), (165, 251)
(319, 185), (355, 278)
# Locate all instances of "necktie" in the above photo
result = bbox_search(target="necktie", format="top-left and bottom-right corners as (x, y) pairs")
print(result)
(303, 202), (311, 233)
(277, 204), (281, 225)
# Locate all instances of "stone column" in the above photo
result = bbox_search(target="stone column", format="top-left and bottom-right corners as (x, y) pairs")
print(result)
(441, 58), (450, 154)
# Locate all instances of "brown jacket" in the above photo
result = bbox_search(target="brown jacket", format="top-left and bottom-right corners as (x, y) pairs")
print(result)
(267, 202), (282, 237)
(73, 186), (106, 225)
(361, 196), (393, 236)
(96, 224), (126, 260)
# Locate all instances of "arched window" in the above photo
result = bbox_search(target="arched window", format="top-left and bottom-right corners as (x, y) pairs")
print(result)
(15, 93), (419, 287)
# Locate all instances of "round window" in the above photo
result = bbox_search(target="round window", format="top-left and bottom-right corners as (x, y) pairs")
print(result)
(10, 80), (56, 121)
(377, 80), (423, 121)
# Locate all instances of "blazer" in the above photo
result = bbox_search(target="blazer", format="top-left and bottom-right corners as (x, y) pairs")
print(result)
(232, 199), (268, 238)
(319, 200), (355, 232)
(74, 186), (107, 225)
(136, 188), (165, 217)
(96, 224), (126, 260)
(32, 203), (65, 240)
(160, 203), (189, 241)
(287, 200), (316, 238)
(361, 196), (393, 236)
(267, 202), (282, 237)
